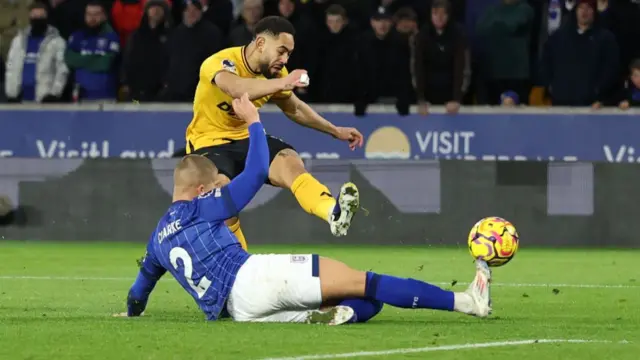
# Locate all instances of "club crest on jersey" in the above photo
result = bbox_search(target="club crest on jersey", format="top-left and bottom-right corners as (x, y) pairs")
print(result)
(222, 59), (237, 73)
(290, 255), (308, 264)
(198, 188), (222, 199)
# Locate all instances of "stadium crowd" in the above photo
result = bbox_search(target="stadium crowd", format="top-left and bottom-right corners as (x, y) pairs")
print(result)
(1, 0), (640, 114)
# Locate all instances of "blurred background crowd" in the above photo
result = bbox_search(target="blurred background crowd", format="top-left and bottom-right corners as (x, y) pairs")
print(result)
(1, 0), (640, 115)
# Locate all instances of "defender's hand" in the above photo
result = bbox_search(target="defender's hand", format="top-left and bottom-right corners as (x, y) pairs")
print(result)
(232, 93), (260, 124)
(112, 312), (144, 317)
(334, 127), (364, 151)
(282, 69), (309, 91)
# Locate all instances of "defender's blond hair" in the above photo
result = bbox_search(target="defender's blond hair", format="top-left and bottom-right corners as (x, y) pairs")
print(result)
(173, 154), (218, 189)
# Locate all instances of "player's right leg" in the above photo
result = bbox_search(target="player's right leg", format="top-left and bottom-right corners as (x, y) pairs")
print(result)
(318, 257), (492, 318)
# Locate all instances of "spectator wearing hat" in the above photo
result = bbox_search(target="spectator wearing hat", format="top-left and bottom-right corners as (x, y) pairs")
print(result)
(160, 0), (222, 102)
(476, 0), (534, 105)
(355, 6), (414, 116)
(413, 0), (469, 115)
(120, 0), (172, 102)
(500, 90), (520, 106)
(394, 7), (418, 36)
(538, 0), (618, 107)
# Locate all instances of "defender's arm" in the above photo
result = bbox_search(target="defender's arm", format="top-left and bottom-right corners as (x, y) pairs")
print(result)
(126, 250), (166, 316)
(272, 93), (338, 137)
(198, 122), (269, 221)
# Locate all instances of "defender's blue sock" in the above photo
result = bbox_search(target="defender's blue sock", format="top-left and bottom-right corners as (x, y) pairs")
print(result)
(365, 272), (454, 311)
(339, 298), (384, 323)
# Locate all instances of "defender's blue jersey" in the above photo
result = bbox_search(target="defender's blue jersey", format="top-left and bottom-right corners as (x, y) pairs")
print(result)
(146, 192), (251, 320)
(126, 122), (269, 320)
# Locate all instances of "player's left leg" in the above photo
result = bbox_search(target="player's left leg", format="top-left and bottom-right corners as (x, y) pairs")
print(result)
(266, 136), (358, 237)
(317, 257), (492, 318)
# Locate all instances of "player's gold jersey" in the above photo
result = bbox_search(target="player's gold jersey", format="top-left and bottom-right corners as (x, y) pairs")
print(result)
(185, 46), (292, 150)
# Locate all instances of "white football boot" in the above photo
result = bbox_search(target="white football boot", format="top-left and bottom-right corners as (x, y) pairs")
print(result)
(329, 182), (360, 237)
(465, 259), (492, 317)
(305, 306), (355, 325)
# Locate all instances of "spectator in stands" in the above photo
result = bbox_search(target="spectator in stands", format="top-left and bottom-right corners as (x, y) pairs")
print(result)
(596, 0), (640, 83)
(202, 0), (234, 37)
(160, 0), (222, 102)
(229, 0), (263, 46)
(277, 0), (318, 99)
(120, 0), (171, 102)
(65, 1), (120, 101)
(111, 0), (164, 48)
(313, 4), (357, 103)
(394, 7), (418, 36)
(500, 90), (520, 107)
(476, 0), (534, 105)
(355, 7), (413, 116)
(413, 0), (469, 115)
(0, 0), (31, 61)
(49, 0), (95, 40)
(617, 59), (640, 110)
(4, 2), (68, 103)
(538, 0), (618, 107)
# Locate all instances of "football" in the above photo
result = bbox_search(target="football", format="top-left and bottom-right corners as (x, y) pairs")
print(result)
(468, 217), (519, 267)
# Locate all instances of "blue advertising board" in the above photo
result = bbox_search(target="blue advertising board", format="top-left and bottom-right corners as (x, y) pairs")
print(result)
(0, 107), (639, 162)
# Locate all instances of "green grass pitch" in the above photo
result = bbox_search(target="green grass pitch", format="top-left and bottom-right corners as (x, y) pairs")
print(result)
(0, 241), (638, 359)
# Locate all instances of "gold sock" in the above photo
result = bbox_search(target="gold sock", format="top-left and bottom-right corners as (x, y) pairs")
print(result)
(290, 173), (336, 222)
(228, 219), (248, 250)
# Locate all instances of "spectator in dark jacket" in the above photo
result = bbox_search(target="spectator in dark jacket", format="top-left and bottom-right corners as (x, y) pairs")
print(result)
(355, 7), (413, 116)
(476, 0), (534, 105)
(161, 0), (222, 102)
(538, 0), (618, 107)
(202, 0), (233, 37)
(617, 59), (640, 110)
(65, 1), (120, 100)
(313, 4), (358, 103)
(228, 0), (263, 46)
(413, 0), (469, 115)
(277, 0), (318, 100)
(120, 0), (171, 102)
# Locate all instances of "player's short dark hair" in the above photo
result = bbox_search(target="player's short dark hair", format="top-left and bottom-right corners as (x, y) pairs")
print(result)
(630, 58), (640, 72)
(86, 0), (105, 10)
(394, 7), (417, 21)
(431, 0), (451, 13)
(28, 1), (48, 12)
(254, 16), (296, 37)
(326, 4), (347, 18)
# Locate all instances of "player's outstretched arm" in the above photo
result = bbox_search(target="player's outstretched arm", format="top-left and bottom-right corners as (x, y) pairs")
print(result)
(214, 70), (308, 101)
(272, 93), (364, 150)
(118, 249), (166, 317)
(199, 94), (269, 221)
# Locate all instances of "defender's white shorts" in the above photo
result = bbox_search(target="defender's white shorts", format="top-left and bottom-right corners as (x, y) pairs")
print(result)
(226, 254), (322, 323)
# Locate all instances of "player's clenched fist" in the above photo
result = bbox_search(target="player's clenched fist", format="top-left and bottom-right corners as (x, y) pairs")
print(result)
(232, 93), (260, 124)
(281, 69), (309, 90)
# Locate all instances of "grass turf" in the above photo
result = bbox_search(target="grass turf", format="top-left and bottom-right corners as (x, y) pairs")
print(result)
(0, 241), (637, 359)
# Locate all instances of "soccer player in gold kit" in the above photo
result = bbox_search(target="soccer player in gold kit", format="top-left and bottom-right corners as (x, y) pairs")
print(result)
(185, 16), (364, 250)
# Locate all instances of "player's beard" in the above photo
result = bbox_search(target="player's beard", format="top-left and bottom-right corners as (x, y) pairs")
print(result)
(260, 63), (276, 79)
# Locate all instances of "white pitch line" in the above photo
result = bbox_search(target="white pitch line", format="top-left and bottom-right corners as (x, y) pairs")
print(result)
(258, 339), (628, 360)
(0, 276), (637, 288)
